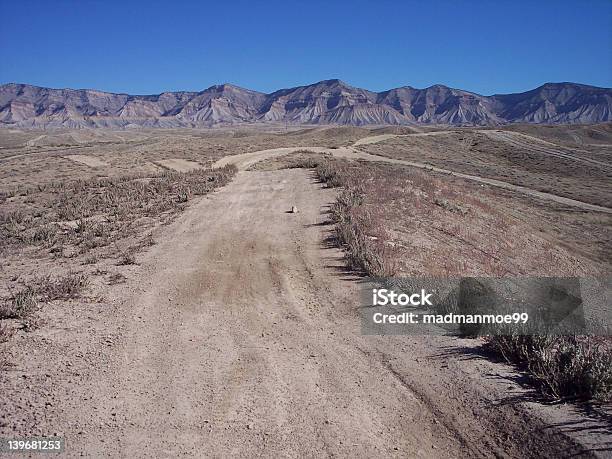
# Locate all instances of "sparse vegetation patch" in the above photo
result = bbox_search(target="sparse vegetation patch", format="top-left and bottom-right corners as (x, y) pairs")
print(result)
(0, 163), (238, 366)
(0, 287), (37, 320)
(34, 272), (89, 301)
(486, 334), (612, 402)
(0, 165), (237, 264)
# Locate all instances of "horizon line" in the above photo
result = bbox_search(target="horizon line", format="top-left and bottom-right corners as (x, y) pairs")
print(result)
(1, 79), (611, 98)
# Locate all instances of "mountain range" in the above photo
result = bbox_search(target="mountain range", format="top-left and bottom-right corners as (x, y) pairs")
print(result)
(1, 80), (610, 128)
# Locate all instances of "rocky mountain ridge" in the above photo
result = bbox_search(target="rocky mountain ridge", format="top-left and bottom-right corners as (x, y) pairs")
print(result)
(1, 80), (610, 128)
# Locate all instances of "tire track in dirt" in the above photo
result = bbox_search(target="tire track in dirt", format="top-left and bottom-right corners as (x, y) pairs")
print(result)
(480, 130), (612, 169)
(52, 169), (459, 456)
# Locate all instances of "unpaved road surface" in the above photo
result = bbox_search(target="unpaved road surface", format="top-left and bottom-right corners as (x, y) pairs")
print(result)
(154, 158), (202, 172)
(33, 167), (597, 457)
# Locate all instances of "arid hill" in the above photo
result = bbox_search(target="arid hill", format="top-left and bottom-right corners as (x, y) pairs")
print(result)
(0, 80), (610, 128)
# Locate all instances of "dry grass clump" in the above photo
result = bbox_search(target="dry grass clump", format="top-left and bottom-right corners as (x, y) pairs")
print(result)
(1, 273), (90, 319)
(107, 272), (127, 285)
(117, 250), (137, 266)
(330, 188), (398, 277)
(487, 334), (612, 402)
(247, 150), (330, 171)
(0, 322), (11, 370)
(0, 287), (37, 320)
(34, 272), (89, 301)
(312, 159), (398, 276)
(0, 322), (13, 343)
(315, 160), (352, 188)
(290, 157), (321, 169)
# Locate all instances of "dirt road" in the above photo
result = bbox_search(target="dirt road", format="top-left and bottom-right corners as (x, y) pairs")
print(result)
(214, 143), (612, 214)
(480, 130), (612, 169)
(31, 167), (596, 457)
(355, 130), (612, 169)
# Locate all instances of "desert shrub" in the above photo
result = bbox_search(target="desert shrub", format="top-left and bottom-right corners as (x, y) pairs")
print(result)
(82, 254), (99, 265)
(176, 190), (189, 203)
(486, 334), (612, 401)
(23, 224), (59, 247)
(142, 232), (155, 247)
(107, 272), (127, 285)
(0, 322), (13, 343)
(35, 272), (89, 301)
(117, 250), (137, 266)
(315, 161), (397, 277)
(434, 197), (468, 215)
(74, 218), (94, 234)
(334, 187), (365, 210)
(291, 157), (321, 169)
(315, 160), (348, 187)
(0, 324), (11, 369)
(332, 206), (397, 277)
(0, 209), (26, 225)
(0, 287), (38, 319)
(56, 193), (91, 220)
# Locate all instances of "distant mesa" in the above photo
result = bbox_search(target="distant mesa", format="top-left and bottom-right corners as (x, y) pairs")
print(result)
(0, 80), (610, 128)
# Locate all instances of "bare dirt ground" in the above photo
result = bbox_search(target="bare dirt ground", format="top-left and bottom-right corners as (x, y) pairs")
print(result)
(63, 154), (110, 168)
(1, 169), (597, 457)
(356, 125), (612, 208)
(154, 158), (202, 172)
(1, 124), (611, 457)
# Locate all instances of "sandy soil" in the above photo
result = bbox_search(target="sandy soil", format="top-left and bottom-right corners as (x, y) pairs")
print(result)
(353, 134), (399, 145)
(3, 168), (595, 457)
(154, 158), (202, 172)
(64, 154), (109, 168)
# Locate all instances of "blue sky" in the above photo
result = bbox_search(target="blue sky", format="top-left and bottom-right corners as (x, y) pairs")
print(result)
(0, 0), (610, 95)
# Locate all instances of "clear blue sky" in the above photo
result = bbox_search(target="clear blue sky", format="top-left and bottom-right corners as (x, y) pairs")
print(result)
(1, 0), (610, 95)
